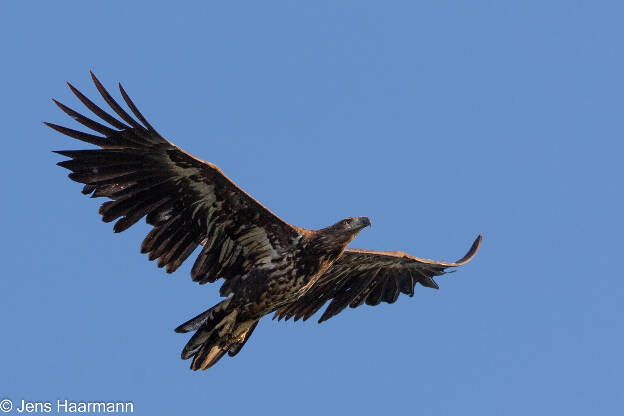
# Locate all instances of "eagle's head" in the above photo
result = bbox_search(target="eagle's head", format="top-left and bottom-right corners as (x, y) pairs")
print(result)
(321, 216), (372, 244)
(333, 216), (372, 234)
(311, 216), (371, 257)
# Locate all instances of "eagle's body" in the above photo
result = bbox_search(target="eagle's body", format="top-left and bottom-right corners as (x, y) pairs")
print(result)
(48, 73), (481, 370)
(223, 223), (362, 315)
(216, 228), (346, 317)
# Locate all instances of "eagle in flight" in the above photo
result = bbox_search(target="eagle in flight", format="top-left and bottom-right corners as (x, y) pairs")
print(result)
(48, 72), (482, 370)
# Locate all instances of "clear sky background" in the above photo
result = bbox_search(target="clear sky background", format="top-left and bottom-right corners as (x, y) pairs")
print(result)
(1, 1), (622, 415)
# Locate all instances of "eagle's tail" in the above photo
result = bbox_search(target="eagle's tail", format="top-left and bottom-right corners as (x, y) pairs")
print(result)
(175, 300), (260, 370)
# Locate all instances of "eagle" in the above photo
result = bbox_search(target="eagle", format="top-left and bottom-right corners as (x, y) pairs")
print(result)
(47, 72), (482, 370)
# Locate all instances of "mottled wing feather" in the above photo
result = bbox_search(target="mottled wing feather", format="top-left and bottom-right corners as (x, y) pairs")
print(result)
(274, 235), (482, 323)
(49, 72), (301, 287)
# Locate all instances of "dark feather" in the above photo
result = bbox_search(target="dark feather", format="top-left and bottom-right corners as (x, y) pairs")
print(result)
(52, 99), (117, 136)
(118, 82), (158, 133)
(67, 81), (129, 130)
(90, 71), (144, 130)
(44, 122), (109, 147)
(365, 281), (385, 306)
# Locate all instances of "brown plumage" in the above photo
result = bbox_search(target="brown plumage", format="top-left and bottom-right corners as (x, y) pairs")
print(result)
(48, 72), (482, 370)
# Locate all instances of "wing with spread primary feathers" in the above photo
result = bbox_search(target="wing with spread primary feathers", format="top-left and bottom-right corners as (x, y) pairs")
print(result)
(48, 72), (302, 286)
(274, 235), (482, 323)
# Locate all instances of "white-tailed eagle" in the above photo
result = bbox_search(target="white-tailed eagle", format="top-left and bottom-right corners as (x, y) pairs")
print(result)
(48, 72), (482, 370)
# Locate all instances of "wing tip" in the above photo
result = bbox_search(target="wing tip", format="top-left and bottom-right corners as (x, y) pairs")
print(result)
(454, 234), (482, 265)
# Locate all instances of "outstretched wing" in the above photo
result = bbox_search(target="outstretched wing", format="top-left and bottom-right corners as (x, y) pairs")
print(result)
(274, 235), (482, 323)
(48, 72), (302, 286)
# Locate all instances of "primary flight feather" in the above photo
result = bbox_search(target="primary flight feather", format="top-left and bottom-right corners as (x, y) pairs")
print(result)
(48, 72), (482, 370)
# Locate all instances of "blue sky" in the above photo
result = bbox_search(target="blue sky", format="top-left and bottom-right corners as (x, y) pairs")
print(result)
(1, 1), (622, 415)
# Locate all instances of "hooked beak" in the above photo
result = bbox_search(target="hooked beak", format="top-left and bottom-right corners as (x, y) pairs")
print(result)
(357, 217), (372, 229)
